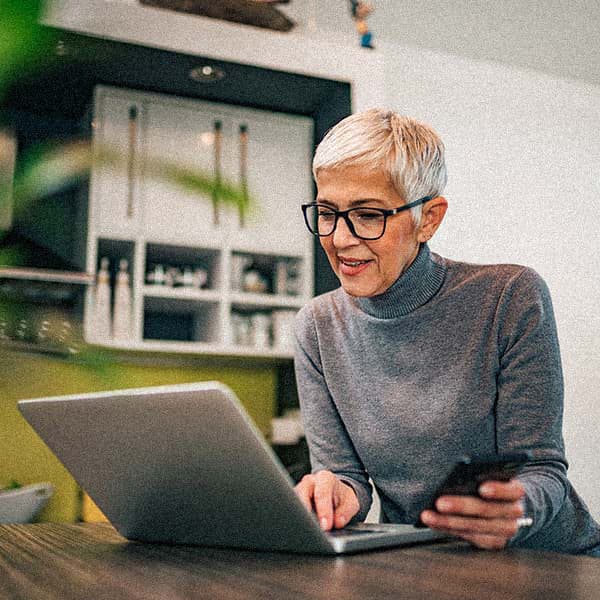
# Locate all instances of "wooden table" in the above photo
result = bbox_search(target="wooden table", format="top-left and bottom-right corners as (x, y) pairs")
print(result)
(0, 523), (598, 599)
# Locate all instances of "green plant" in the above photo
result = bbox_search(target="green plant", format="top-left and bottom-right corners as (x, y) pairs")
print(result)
(0, 0), (251, 376)
(1, 0), (250, 245)
(0, 2), (52, 103)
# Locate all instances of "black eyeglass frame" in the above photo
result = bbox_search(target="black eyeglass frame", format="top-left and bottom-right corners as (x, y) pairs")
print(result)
(301, 195), (434, 241)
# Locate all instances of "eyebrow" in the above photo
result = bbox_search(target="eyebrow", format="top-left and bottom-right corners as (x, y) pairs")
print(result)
(315, 198), (386, 209)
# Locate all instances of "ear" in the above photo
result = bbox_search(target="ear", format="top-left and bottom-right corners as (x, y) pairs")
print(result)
(416, 196), (448, 243)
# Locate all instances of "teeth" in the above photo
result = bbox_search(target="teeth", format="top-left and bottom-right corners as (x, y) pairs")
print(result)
(341, 259), (367, 267)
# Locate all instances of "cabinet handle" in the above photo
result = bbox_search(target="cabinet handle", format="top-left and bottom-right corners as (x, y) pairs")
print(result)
(239, 123), (248, 229)
(212, 120), (222, 226)
(127, 105), (138, 218)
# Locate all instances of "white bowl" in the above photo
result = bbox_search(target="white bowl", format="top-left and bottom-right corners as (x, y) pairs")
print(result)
(0, 483), (54, 524)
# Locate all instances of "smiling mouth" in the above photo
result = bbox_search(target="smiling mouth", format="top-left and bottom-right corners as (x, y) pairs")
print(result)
(339, 258), (371, 267)
(337, 257), (373, 278)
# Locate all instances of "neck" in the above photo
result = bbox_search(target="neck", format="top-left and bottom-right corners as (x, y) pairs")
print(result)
(354, 244), (446, 318)
(401, 241), (420, 276)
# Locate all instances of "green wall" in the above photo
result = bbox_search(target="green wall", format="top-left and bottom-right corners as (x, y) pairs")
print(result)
(0, 348), (277, 522)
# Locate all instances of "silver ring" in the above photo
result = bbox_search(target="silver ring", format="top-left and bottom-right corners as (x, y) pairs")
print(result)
(516, 517), (533, 528)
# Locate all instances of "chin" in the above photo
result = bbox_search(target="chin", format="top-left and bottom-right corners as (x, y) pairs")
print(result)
(339, 277), (379, 298)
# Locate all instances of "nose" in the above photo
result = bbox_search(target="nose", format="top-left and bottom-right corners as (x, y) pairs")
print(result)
(332, 215), (360, 248)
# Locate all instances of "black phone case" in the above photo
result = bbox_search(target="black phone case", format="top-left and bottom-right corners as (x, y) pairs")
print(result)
(433, 453), (530, 497)
(415, 452), (532, 527)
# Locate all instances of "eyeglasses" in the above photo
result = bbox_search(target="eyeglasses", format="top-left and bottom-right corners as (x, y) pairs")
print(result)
(301, 196), (433, 241)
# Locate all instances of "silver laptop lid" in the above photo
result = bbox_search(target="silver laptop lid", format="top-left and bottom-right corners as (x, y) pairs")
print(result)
(19, 382), (335, 553)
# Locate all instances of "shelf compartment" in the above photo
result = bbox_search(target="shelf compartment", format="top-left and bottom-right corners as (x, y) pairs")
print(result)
(231, 251), (303, 296)
(142, 296), (220, 343)
(96, 238), (136, 290)
(0, 277), (87, 306)
(229, 306), (297, 351)
(0, 303), (83, 355)
(145, 243), (221, 290)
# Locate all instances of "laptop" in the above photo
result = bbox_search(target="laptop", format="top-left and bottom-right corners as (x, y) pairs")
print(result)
(18, 381), (446, 554)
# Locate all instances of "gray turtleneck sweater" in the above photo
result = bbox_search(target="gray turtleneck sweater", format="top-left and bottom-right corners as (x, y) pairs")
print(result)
(294, 244), (600, 555)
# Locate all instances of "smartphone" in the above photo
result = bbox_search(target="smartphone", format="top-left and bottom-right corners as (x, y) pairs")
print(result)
(416, 451), (532, 526)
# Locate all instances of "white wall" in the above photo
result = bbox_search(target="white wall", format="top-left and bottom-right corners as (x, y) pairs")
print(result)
(383, 43), (600, 518)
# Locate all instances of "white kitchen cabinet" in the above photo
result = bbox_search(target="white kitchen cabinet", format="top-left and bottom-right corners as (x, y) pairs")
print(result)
(142, 92), (313, 251)
(90, 92), (146, 239)
(85, 86), (314, 357)
(234, 108), (314, 256)
(142, 98), (233, 245)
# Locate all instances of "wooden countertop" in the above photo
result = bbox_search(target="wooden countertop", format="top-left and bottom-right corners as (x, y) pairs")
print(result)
(0, 523), (598, 599)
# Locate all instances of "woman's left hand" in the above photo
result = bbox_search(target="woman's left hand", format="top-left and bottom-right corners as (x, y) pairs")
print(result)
(419, 479), (526, 550)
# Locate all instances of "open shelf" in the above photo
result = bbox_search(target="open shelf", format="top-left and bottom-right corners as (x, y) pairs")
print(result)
(143, 296), (221, 343)
(145, 243), (221, 290)
(84, 86), (313, 357)
(231, 251), (303, 296)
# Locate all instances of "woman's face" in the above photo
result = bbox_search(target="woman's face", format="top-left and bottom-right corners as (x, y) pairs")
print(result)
(315, 166), (427, 297)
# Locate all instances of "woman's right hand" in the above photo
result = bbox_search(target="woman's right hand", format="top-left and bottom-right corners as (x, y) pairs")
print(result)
(294, 470), (360, 531)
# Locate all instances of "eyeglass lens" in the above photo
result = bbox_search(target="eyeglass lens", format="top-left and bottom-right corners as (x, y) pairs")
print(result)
(305, 205), (387, 240)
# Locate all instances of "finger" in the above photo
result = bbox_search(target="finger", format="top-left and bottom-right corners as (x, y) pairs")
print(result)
(478, 479), (526, 501)
(313, 471), (337, 530)
(294, 475), (315, 512)
(333, 481), (360, 529)
(420, 510), (519, 538)
(435, 495), (524, 519)
(424, 525), (509, 550)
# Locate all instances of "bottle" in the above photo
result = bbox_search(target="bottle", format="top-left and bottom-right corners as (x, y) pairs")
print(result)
(112, 258), (132, 341)
(94, 257), (112, 341)
(251, 313), (271, 348)
(147, 264), (165, 286)
(272, 309), (296, 351)
(275, 259), (288, 295)
(181, 266), (194, 287)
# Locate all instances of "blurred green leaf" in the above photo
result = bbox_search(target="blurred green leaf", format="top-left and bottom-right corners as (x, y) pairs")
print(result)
(11, 140), (254, 221)
(0, 0), (252, 378)
(0, 0), (57, 102)
(144, 155), (251, 215)
(68, 345), (122, 384)
(0, 0), (57, 245)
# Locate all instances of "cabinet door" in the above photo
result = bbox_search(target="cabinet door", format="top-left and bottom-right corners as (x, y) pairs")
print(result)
(232, 110), (314, 255)
(90, 90), (145, 238)
(142, 100), (234, 247)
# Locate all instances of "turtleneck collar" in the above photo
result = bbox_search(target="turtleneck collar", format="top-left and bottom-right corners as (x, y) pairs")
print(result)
(353, 243), (446, 319)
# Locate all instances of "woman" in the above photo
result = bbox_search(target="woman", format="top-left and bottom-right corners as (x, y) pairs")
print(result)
(293, 109), (600, 554)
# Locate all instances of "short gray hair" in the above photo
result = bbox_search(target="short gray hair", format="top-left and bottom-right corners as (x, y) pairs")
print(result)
(313, 109), (447, 223)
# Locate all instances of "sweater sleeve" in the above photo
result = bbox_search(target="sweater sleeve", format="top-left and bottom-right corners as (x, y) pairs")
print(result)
(294, 303), (373, 521)
(494, 267), (569, 546)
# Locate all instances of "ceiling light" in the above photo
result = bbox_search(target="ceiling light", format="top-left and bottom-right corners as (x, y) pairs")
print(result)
(189, 65), (226, 83)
